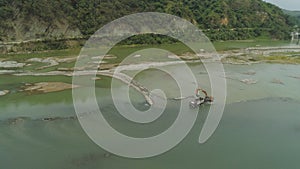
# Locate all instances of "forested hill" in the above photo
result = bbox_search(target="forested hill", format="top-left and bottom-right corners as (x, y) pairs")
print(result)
(282, 9), (300, 25)
(0, 0), (297, 42)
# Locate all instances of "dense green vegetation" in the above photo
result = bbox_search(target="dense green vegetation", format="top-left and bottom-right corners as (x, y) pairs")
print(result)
(282, 9), (300, 25)
(0, 0), (297, 43)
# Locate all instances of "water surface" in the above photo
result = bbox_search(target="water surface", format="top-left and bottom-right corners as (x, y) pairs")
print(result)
(0, 63), (300, 169)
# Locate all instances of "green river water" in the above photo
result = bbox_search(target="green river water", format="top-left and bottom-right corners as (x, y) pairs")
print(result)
(0, 63), (300, 169)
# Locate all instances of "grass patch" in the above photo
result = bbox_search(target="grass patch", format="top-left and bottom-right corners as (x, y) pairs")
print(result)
(213, 39), (289, 51)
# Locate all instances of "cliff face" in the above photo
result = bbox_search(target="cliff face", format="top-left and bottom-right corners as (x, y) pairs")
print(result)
(0, 0), (296, 42)
(3, 16), (82, 41)
(0, 0), (82, 42)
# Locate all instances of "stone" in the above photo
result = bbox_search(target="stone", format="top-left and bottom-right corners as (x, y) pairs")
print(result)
(240, 79), (257, 85)
(0, 90), (9, 96)
(0, 61), (25, 68)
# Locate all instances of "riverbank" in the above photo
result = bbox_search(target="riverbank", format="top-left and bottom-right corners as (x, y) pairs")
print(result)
(0, 42), (299, 105)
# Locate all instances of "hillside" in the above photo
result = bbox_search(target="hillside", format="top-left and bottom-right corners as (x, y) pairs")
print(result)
(282, 9), (300, 25)
(283, 10), (300, 17)
(0, 0), (296, 43)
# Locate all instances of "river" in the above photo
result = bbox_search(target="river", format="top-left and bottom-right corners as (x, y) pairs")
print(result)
(0, 63), (300, 169)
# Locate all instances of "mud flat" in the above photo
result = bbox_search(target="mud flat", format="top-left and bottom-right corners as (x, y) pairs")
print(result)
(23, 82), (79, 93)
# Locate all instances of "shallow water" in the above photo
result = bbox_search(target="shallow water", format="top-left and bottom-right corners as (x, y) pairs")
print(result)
(0, 63), (300, 169)
(1, 98), (300, 169)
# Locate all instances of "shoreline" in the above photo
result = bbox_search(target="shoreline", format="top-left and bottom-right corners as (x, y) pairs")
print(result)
(1, 45), (300, 105)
